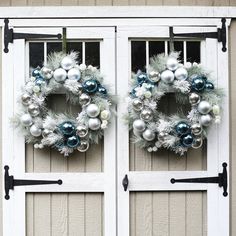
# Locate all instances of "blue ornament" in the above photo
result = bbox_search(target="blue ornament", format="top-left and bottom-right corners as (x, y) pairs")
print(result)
(98, 86), (107, 95)
(83, 79), (98, 94)
(59, 122), (76, 136)
(181, 134), (194, 147)
(32, 68), (41, 77)
(137, 73), (148, 84)
(175, 122), (190, 136)
(205, 81), (214, 90)
(67, 135), (80, 148)
(35, 77), (45, 87)
(191, 76), (206, 92)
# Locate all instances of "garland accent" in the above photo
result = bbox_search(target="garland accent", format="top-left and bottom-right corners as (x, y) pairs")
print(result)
(13, 52), (115, 156)
(125, 52), (224, 155)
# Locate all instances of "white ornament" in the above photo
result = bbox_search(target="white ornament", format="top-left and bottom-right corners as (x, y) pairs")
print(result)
(132, 98), (143, 111)
(191, 123), (202, 135)
(30, 125), (42, 137)
(140, 108), (153, 122)
(20, 114), (33, 127)
(100, 110), (111, 120)
(21, 93), (31, 106)
(174, 67), (188, 80)
(86, 104), (100, 118)
(76, 125), (88, 138)
(42, 129), (52, 138)
(77, 141), (89, 152)
(192, 138), (203, 149)
(198, 101), (212, 114)
(147, 147), (153, 152)
(68, 68), (81, 80)
(189, 93), (200, 105)
(79, 64), (87, 70)
(61, 56), (74, 70)
(200, 114), (212, 126)
(33, 85), (40, 93)
(160, 70), (175, 84)
(166, 57), (178, 71)
(148, 71), (160, 82)
(79, 93), (91, 106)
(215, 115), (221, 124)
(28, 104), (40, 117)
(88, 118), (101, 130)
(212, 104), (220, 115)
(133, 119), (146, 132)
(53, 68), (67, 83)
(142, 129), (155, 141)
(41, 67), (53, 80)
(184, 62), (192, 69)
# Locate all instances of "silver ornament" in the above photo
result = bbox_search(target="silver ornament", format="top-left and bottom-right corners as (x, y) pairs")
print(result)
(133, 119), (146, 132)
(42, 129), (52, 138)
(189, 93), (200, 105)
(158, 132), (168, 142)
(142, 129), (156, 141)
(191, 123), (202, 135)
(132, 98), (143, 111)
(192, 138), (203, 149)
(174, 67), (188, 80)
(148, 71), (160, 82)
(133, 129), (142, 137)
(86, 104), (100, 118)
(21, 93), (31, 106)
(88, 118), (101, 130)
(198, 101), (212, 114)
(20, 114), (33, 127)
(79, 93), (91, 106)
(53, 68), (67, 83)
(68, 68), (81, 80)
(41, 67), (53, 80)
(28, 103), (40, 117)
(140, 108), (153, 122)
(166, 57), (178, 71)
(200, 114), (212, 126)
(77, 141), (90, 152)
(30, 125), (42, 137)
(61, 56), (74, 70)
(76, 125), (88, 138)
(160, 70), (175, 84)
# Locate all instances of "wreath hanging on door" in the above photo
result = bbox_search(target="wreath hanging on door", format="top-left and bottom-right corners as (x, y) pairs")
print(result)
(125, 52), (224, 155)
(13, 52), (115, 156)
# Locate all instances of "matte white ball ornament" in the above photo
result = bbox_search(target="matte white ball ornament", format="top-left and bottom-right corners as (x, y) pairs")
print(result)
(53, 68), (67, 83)
(198, 101), (212, 114)
(160, 70), (175, 84)
(166, 57), (178, 71)
(142, 129), (156, 141)
(200, 114), (212, 126)
(61, 56), (74, 70)
(68, 68), (81, 80)
(88, 118), (101, 130)
(30, 125), (42, 137)
(174, 67), (188, 80)
(20, 114), (33, 127)
(86, 104), (100, 118)
(133, 119), (146, 132)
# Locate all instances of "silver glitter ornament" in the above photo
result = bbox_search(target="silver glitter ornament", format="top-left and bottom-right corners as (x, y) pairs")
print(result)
(76, 125), (88, 138)
(133, 119), (146, 132)
(61, 56), (74, 70)
(88, 118), (101, 130)
(198, 101), (212, 114)
(21, 93), (31, 106)
(189, 93), (200, 105)
(148, 71), (160, 82)
(200, 114), (212, 126)
(142, 129), (156, 141)
(30, 125), (42, 137)
(132, 98), (143, 111)
(160, 70), (175, 84)
(140, 108), (153, 122)
(42, 129), (52, 138)
(158, 132), (168, 142)
(192, 138), (203, 149)
(28, 104), (40, 117)
(53, 68), (67, 83)
(86, 104), (100, 118)
(68, 68), (81, 80)
(79, 93), (91, 106)
(20, 114), (33, 127)
(77, 141), (89, 152)
(41, 67), (53, 80)
(166, 57), (178, 71)
(191, 123), (202, 135)
(174, 67), (188, 80)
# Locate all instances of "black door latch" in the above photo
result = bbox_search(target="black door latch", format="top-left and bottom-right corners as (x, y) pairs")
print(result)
(171, 162), (228, 197)
(4, 165), (62, 200)
(122, 174), (129, 191)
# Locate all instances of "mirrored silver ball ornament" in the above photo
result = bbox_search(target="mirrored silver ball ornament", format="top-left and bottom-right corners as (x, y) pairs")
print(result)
(132, 98), (143, 111)
(30, 125), (42, 137)
(21, 93), (31, 106)
(68, 68), (81, 80)
(79, 93), (91, 106)
(28, 104), (40, 117)
(166, 57), (178, 71)
(140, 108), (153, 122)
(200, 114), (212, 126)
(77, 141), (89, 152)
(86, 104), (100, 118)
(174, 67), (188, 80)
(189, 93), (200, 106)
(53, 68), (67, 83)
(158, 132), (168, 142)
(148, 71), (160, 83)
(61, 56), (74, 70)
(76, 125), (88, 138)
(142, 129), (156, 141)
(41, 67), (53, 80)
(160, 70), (175, 84)
(88, 118), (101, 130)
(20, 114), (33, 127)
(192, 138), (203, 149)
(191, 123), (202, 135)
(42, 129), (52, 138)
(133, 119), (146, 132)
(198, 101), (212, 114)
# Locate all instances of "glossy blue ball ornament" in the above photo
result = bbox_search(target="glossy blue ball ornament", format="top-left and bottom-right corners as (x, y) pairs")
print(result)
(32, 68), (41, 77)
(175, 122), (190, 136)
(83, 79), (98, 94)
(67, 135), (80, 148)
(191, 76), (206, 92)
(59, 122), (76, 136)
(205, 81), (214, 90)
(137, 73), (148, 84)
(98, 86), (107, 95)
(181, 134), (194, 147)
(35, 77), (45, 87)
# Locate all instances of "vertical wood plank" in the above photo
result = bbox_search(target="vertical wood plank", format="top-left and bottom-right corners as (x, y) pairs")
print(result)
(61, 0), (78, 5)
(10, 0), (27, 5)
(129, 0), (146, 5)
(179, 0), (196, 4)
(78, 0), (96, 5)
(195, 0), (213, 5)
(27, 0), (45, 5)
(44, 0), (61, 5)
(163, 0), (179, 5)
(230, 0), (236, 5)
(96, 0), (112, 5)
(0, 0), (10, 5)
(112, 0), (129, 5)
(146, 0), (163, 5)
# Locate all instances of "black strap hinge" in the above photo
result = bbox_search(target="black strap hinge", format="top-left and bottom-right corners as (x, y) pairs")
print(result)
(4, 18), (62, 53)
(4, 165), (62, 200)
(170, 18), (227, 52)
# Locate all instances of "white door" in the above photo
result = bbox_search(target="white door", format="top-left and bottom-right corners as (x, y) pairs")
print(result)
(117, 24), (230, 236)
(2, 26), (116, 236)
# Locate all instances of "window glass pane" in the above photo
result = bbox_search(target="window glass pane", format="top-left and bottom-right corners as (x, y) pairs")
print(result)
(67, 42), (83, 64)
(187, 41), (201, 63)
(168, 41), (184, 62)
(149, 41), (165, 59)
(29, 42), (44, 68)
(131, 41), (146, 73)
(85, 42), (100, 68)
(47, 42), (62, 55)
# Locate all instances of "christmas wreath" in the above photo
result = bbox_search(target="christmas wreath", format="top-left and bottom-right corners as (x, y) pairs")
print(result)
(13, 52), (115, 156)
(125, 52), (224, 155)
